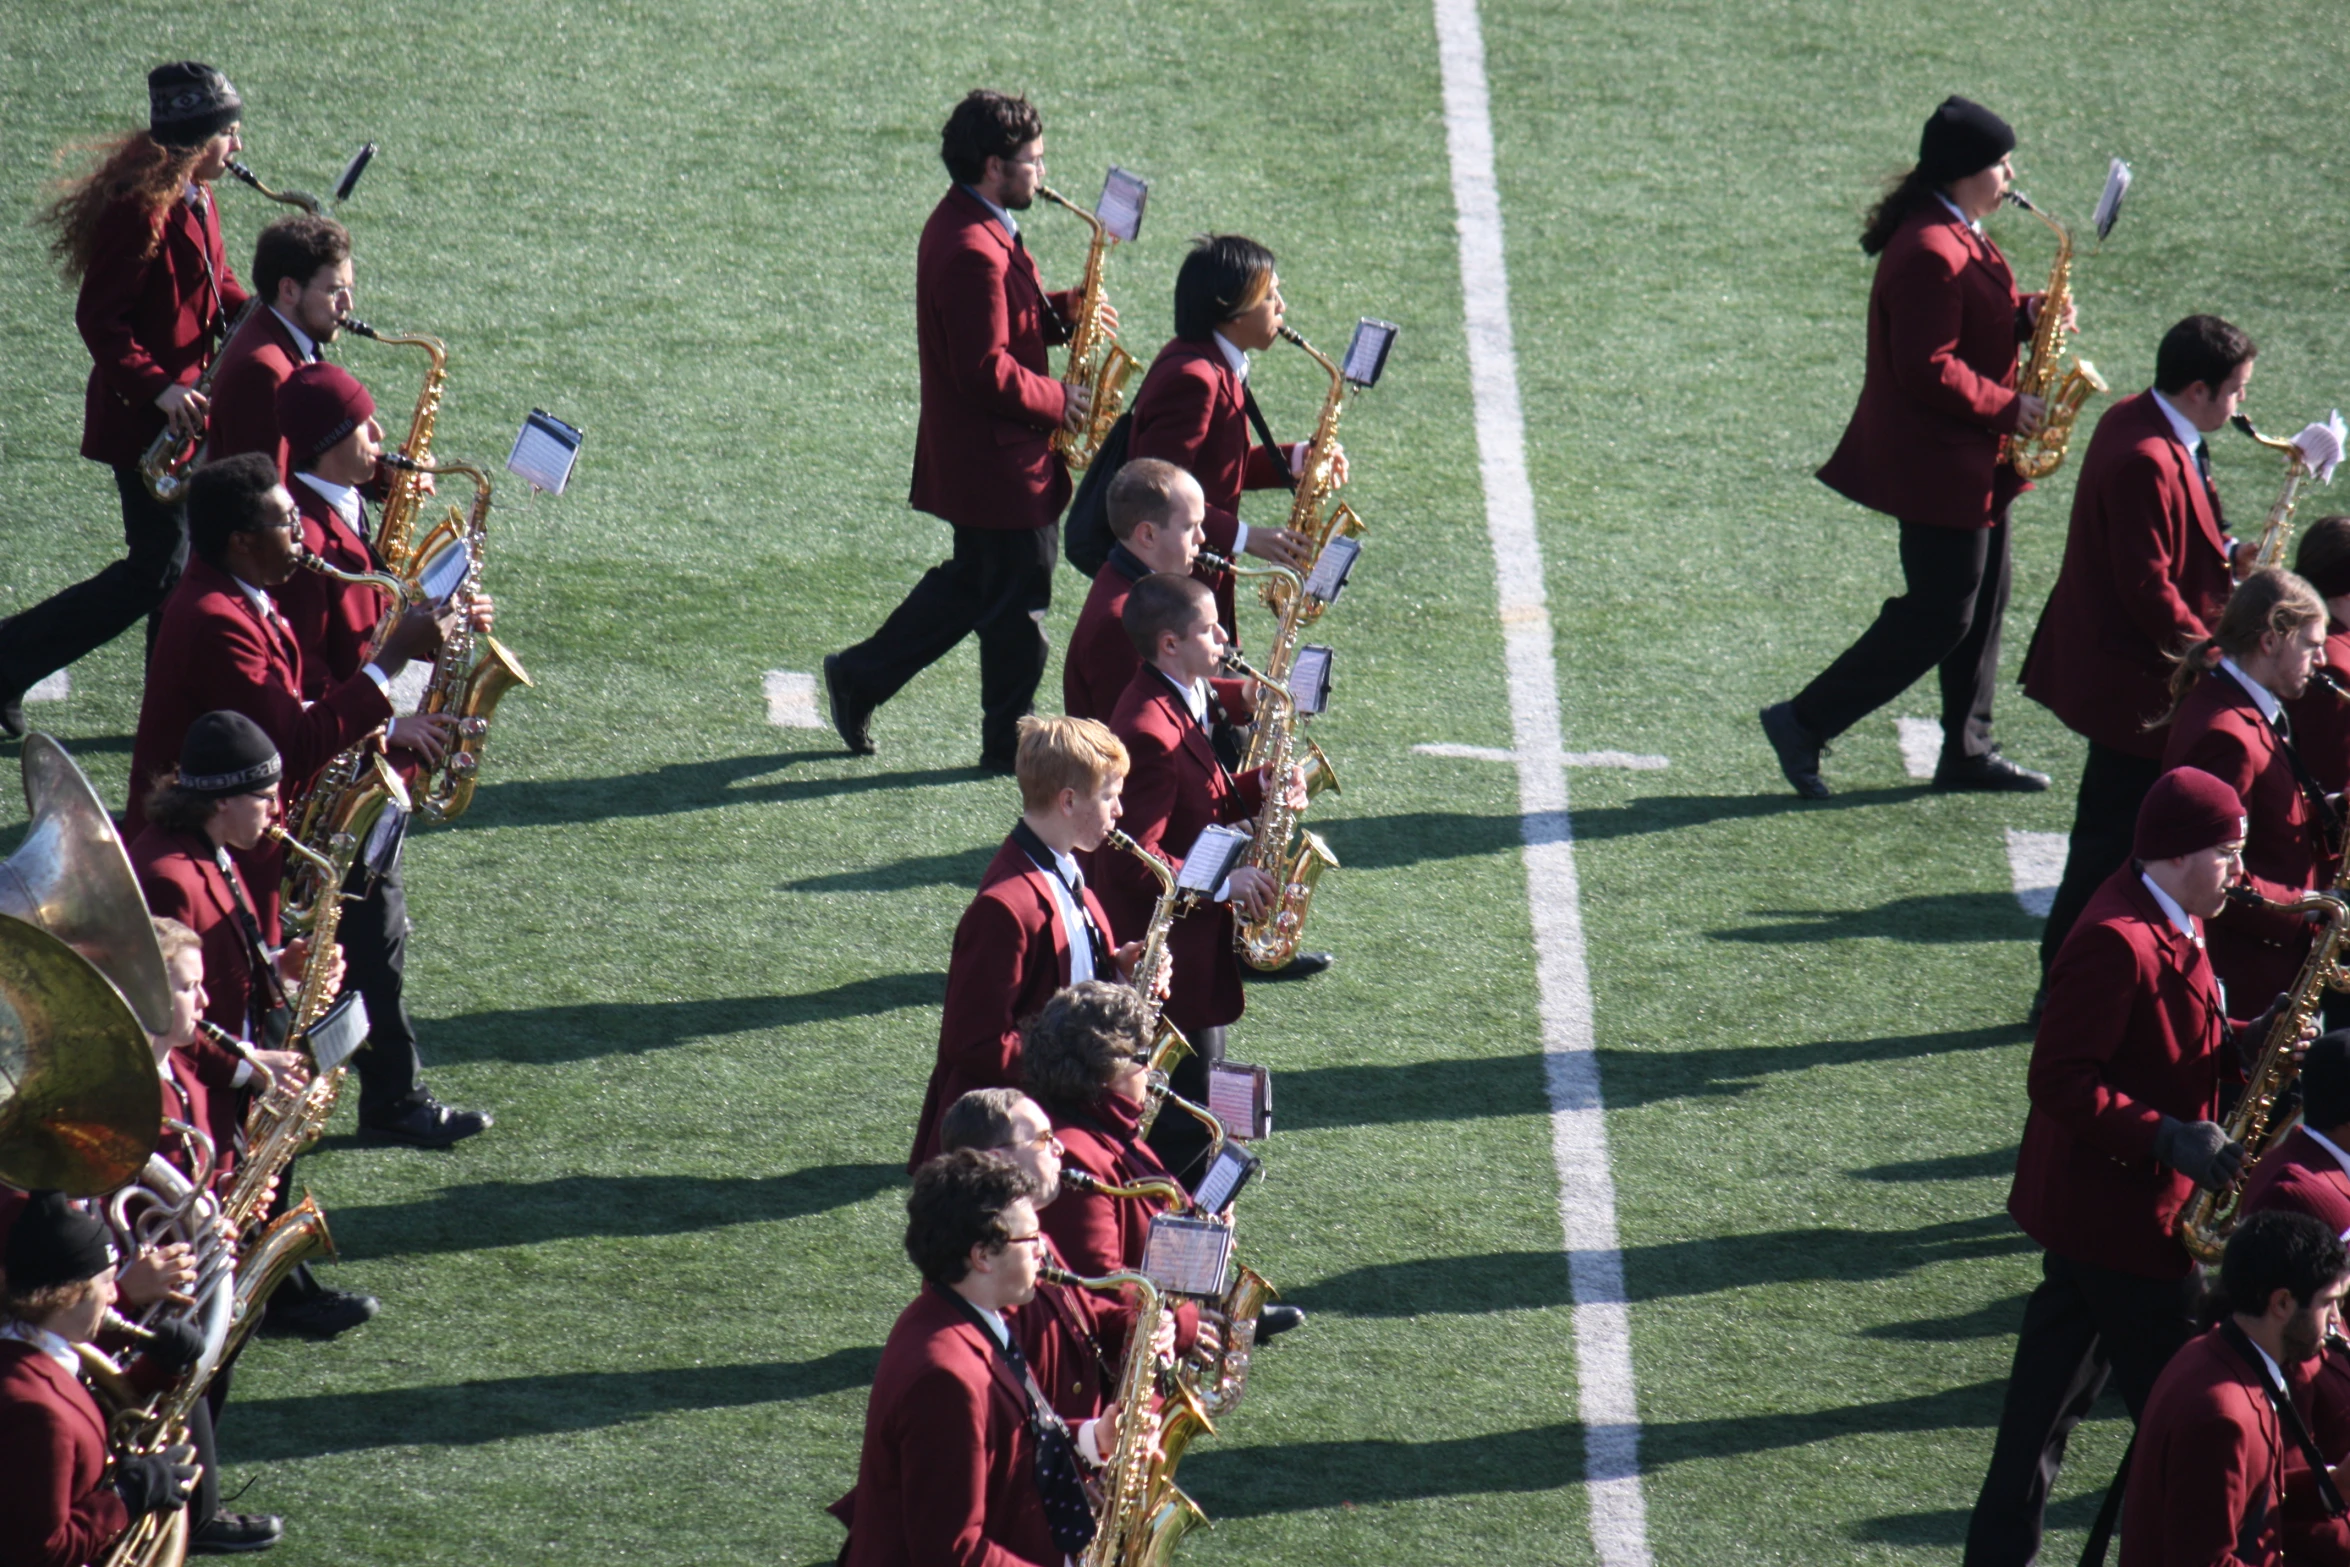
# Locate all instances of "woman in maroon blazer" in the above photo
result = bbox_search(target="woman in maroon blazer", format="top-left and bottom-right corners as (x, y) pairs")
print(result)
(1761, 95), (2054, 799)
(0, 63), (252, 735)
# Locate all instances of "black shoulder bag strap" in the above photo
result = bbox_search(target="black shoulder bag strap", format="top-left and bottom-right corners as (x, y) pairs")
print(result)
(215, 844), (295, 1046)
(1240, 385), (1297, 493)
(2263, 708), (2345, 859)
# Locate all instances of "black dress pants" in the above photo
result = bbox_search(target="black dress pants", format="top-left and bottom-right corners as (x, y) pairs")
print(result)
(0, 463), (188, 695)
(832, 522), (1057, 764)
(1963, 1249), (2202, 1567)
(2039, 743), (2168, 976)
(337, 844), (426, 1121)
(1792, 510), (2013, 762)
(1147, 1023), (1226, 1183)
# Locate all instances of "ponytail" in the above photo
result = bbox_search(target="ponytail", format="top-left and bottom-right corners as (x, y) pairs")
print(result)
(1859, 166), (1941, 257)
(2148, 568), (2326, 727)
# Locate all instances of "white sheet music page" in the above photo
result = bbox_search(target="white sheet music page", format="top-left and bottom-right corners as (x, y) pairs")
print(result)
(1289, 645), (1332, 714)
(1175, 824), (1251, 894)
(1097, 167), (1147, 243)
(506, 410), (582, 495)
(1303, 535), (1359, 602)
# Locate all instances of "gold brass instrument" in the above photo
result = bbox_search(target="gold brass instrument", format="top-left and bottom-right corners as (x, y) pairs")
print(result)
(1041, 1263), (1213, 1567)
(1060, 1166), (1190, 1209)
(2238, 415), (2320, 571)
(1194, 550), (1344, 796)
(1998, 190), (2106, 480)
(0, 914), (160, 1197)
(137, 297), (262, 504)
(379, 454), (534, 823)
(1219, 649), (1339, 971)
(1272, 324), (1367, 624)
(339, 317), (449, 578)
(1180, 1262), (1278, 1419)
(1101, 826), (1199, 1129)
(281, 750), (409, 937)
(1037, 186), (1137, 471)
(2177, 889), (2350, 1263)
(223, 158), (325, 215)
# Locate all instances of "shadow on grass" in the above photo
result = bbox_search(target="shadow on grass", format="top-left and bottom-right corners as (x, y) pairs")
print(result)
(463, 751), (981, 829)
(331, 1164), (905, 1260)
(1710, 893), (2040, 945)
(1859, 1293), (2027, 1343)
(1854, 1146), (2019, 1183)
(1180, 1379), (2009, 1516)
(1855, 1485), (2107, 1546)
(1275, 1026), (2022, 1130)
(420, 973), (946, 1063)
(229, 1346), (883, 1461)
(785, 844), (995, 894)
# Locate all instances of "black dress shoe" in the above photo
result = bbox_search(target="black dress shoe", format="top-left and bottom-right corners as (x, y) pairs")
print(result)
(363, 1094), (492, 1149)
(260, 1287), (379, 1341)
(976, 754), (1018, 776)
(190, 1512), (284, 1554)
(1254, 952), (1333, 981)
(0, 691), (24, 741)
(822, 653), (875, 757)
(1933, 749), (2050, 793)
(1759, 702), (1830, 799)
(1254, 1304), (1306, 1342)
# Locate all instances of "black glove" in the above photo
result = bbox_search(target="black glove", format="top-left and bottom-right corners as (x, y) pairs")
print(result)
(113, 1442), (198, 1516)
(139, 1316), (206, 1374)
(2237, 993), (2297, 1069)
(2154, 1115), (2248, 1193)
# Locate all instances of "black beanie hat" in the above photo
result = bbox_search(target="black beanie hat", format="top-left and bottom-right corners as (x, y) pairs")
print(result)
(1918, 96), (2015, 185)
(4, 1191), (116, 1295)
(177, 710), (281, 799)
(148, 62), (241, 149)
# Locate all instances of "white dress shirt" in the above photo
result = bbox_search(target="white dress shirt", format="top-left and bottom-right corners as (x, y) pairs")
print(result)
(268, 306), (319, 364)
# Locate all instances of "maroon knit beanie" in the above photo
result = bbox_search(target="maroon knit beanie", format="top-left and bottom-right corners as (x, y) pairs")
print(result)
(2134, 766), (2247, 861)
(275, 361), (374, 471)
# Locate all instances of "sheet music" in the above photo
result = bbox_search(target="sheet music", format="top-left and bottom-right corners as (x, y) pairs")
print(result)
(303, 993), (372, 1073)
(1289, 645), (1332, 716)
(1098, 166), (1148, 243)
(1142, 1214), (1234, 1296)
(506, 408), (583, 495)
(1208, 1061), (1268, 1139)
(1303, 535), (1360, 603)
(1343, 318), (1398, 387)
(1176, 824), (1251, 894)
(1191, 1145), (1258, 1213)
(2093, 158), (2133, 242)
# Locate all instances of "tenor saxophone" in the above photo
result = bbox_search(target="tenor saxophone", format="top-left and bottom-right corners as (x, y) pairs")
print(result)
(1998, 191), (2107, 481)
(137, 297), (263, 503)
(1037, 185), (1137, 471)
(1220, 649), (1340, 971)
(1273, 324), (1367, 625)
(339, 315), (448, 578)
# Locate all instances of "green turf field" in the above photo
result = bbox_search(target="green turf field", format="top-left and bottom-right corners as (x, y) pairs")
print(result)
(5, 1), (2350, 1561)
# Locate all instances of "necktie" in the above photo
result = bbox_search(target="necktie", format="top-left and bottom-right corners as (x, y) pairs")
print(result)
(2196, 441), (2213, 488)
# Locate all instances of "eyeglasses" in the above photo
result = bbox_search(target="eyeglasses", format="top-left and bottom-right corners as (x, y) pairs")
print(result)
(1001, 1232), (1046, 1251)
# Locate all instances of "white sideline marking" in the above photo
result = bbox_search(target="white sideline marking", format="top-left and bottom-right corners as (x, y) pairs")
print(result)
(1895, 716), (1942, 779)
(1436, 2), (1652, 1561)
(1415, 742), (1520, 762)
(2005, 828), (2066, 919)
(762, 670), (825, 729)
(1414, 742), (1669, 770)
(25, 672), (68, 702)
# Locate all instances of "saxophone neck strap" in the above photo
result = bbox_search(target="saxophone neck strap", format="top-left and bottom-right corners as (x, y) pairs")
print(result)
(1241, 385), (1297, 493)
(213, 843), (294, 1019)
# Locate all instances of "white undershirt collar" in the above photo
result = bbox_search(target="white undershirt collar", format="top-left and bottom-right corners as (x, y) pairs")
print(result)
(2149, 389), (2209, 466)
(296, 471), (362, 532)
(0, 1320), (79, 1376)
(267, 306), (318, 364)
(2140, 871), (2201, 946)
(1211, 331), (1250, 384)
(2218, 655), (2286, 724)
(1934, 191), (1984, 236)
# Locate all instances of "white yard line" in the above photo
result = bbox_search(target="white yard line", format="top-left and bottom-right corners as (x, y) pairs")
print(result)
(2004, 828), (2066, 919)
(1414, 742), (1669, 770)
(25, 672), (68, 702)
(1433, 2), (1652, 1561)
(1894, 716), (1942, 779)
(762, 670), (826, 729)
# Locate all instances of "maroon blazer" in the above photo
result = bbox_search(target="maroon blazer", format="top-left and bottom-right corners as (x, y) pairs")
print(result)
(126, 557), (392, 835)
(278, 481), (390, 697)
(2164, 671), (2327, 1008)
(160, 1037), (246, 1189)
(1126, 337), (1294, 631)
(75, 187), (248, 466)
(0, 1341), (133, 1567)
(1012, 1234), (1121, 1426)
(2241, 1125), (2350, 1239)
(2022, 392), (2236, 757)
(908, 834), (1119, 1171)
(1039, 1091), (1199, 1353)
(2008, 867), (2239, 1279)
(1815, 204), (2030, 530)
(906, 188), (1077, 532)
(204, 306), (308, 477)
(2283, 623), (2350, 795)
(131, 824), (280, 1035)
(2120, 1327), (2350, 1567)
(1061, 545), (1255, 726)
(839, 1285), (1059, 1567)
(1096, 666), (1268, 1034)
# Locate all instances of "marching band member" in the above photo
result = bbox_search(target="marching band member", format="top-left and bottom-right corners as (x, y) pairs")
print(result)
(834, 1149), (1098, 1567)
(1124, 234), (1317, 639)
(2022, 315), (2259, 1009)
(908, 715), (1138, 1169)
(2287, 517), (2350, 795)
(0, 1192), (204, 1567)
(2120, 1210), (2350, 1567)
(2159, 570), (2332, 1013)
(205, 215), (355, 475)
(0, 62), (251, 739)
(825, 89), (1099, 772)
(1098, 574), (1303, 1175)
(1762, 95), (2053, 800)
(1969, 767), (2270, 1565)
(2243, 1031), (2350, 1239)
(274, 363), (493, 1149)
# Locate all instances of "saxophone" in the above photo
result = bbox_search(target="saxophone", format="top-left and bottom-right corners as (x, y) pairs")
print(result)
(1194, 551), (1343, 797)
(377, 455), (533, 823)
(223, 159), (325, 215)
(138, 297), (263, 503)
(2177, 889), (2350, 1262)
(2238, 415), (2321, 570)
(1273, 324), (1367, 626)
(1037, 185), (1137, 471)
(1220, 649), (1339, 971)
(1042, 1264), (1213, 1567)
(339, 315), (448, 578)
(1998, 191), (2107, 481)
(1179, 1262), (1278, 1418)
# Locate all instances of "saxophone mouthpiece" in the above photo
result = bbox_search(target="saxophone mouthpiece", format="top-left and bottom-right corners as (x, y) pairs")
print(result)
(2315, 667), (2350, 705)
(1195, 548), (1233, 573)
(337, 314), (379, 340)
(2003, 188), (2039, 214)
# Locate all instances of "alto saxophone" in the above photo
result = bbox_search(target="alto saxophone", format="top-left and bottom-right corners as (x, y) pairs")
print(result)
(1220, 649), (1340, 971)
(137, 297), (263, 503)
(1178, 1261), (1279, 1419)
(339, 315), (448, 578)
(2177, 889), (2350, 1262)
(2238, 415), (2321, 571)
(1273, 324), (1367, 625)
(1998, 190), (2107, 481)
(1037, 185), (1137, 471)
